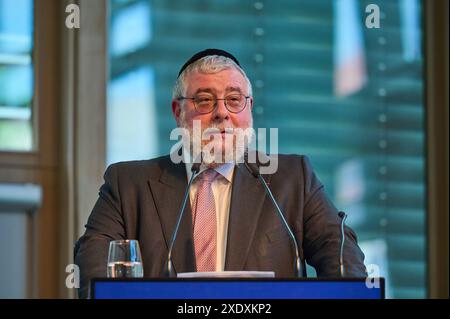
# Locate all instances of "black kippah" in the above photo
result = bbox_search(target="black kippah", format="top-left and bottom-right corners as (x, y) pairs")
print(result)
(177, 48), (241, 78)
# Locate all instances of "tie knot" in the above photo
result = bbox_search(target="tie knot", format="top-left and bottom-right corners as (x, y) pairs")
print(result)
(198, 169), (218, 183)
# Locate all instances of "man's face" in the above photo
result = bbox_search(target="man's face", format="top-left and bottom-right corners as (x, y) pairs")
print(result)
(172, 67), (254, 164)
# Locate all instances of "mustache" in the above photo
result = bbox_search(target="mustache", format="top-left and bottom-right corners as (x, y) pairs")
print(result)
(204, 125), (235, 133)
(178, 110), (253, 133)
(180, 118), (236, 132)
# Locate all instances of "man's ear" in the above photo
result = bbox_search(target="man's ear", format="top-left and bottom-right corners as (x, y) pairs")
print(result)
(172, 99), (181, 125)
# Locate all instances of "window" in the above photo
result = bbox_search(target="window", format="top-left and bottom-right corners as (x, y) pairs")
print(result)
(108, 0), (426, 298)
(0, 0), (34, 151)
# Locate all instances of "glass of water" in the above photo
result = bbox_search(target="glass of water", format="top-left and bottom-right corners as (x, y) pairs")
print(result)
(107, 239), (144, 278)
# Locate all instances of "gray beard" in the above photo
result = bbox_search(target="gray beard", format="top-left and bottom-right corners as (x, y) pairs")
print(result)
(179, 111), (254, 167)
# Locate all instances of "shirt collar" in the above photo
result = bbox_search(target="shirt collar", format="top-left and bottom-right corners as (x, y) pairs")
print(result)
(182, 148), (235, 183)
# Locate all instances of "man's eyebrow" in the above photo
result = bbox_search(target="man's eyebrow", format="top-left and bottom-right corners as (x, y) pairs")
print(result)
(225, 86), (243, 93)
(194, 88), (216, 95)
(193, 87), (244, 95)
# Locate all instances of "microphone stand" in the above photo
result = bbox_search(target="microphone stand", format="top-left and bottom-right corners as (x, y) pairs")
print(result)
(244, 159), (303, 278)
(338, 211), (348, 277)
(166, 161), (201, 277)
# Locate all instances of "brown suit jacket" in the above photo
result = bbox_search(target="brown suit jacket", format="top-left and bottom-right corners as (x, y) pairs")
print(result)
(74, 154), (366, 298)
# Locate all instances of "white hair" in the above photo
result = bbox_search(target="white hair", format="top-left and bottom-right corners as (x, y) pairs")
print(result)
(172, 55), (253, 100)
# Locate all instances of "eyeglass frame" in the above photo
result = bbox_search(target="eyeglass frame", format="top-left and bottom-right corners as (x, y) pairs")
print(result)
(177, 93), (251, 114)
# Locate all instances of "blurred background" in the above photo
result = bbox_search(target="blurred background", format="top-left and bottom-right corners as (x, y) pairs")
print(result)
(0, 0), (448, 298)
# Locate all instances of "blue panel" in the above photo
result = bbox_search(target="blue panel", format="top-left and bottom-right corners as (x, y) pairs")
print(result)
(110, 1), (152, 56)
(93, 279), (384, 299)
(0, 0), (33, 53)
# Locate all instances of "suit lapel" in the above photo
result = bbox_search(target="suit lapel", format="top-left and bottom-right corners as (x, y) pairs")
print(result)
(148, 159), (196, 274)
(225, 163), (271, 270)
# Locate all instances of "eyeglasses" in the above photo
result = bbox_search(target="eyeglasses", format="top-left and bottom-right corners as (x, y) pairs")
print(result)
(178, 93), (250, 114)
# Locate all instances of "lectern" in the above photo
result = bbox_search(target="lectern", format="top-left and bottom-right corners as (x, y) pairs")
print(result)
(90, 278), (385, 299)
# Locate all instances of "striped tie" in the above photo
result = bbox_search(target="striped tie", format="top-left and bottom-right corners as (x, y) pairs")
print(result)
(192, 169), (218, 272)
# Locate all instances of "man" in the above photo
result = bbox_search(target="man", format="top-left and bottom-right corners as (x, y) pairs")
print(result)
(75, 49), (366, 298)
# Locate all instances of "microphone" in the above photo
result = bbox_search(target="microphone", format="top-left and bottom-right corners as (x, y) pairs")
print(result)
(244, 155), (303, 277)
(338, 211), (348, 277)
(166, 156), (202, 277)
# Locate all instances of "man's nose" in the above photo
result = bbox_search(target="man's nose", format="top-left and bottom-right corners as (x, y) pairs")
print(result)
(212, 99), (229, 121)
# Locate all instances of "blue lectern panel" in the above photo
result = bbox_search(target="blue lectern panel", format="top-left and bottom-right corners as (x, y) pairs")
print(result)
(92, 278), (384, 299)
